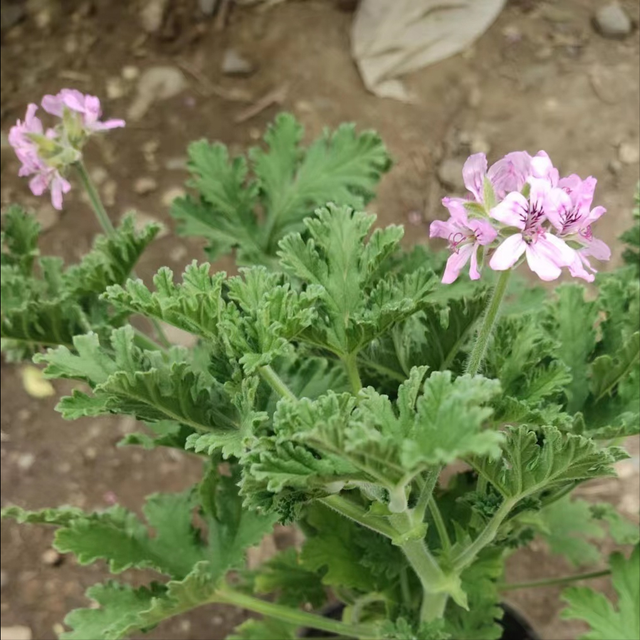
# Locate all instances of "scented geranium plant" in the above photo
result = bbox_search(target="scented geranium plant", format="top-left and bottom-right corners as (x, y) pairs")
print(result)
(2, 93), (639, 640)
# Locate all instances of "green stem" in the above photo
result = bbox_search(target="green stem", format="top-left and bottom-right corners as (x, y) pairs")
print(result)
(400, 536), (449, 621)
(414, 468), (440, 522)
(215, 587), (377, 638)
(453, 498), (516, 571)
(500, 569), (611, 591)
(259, 364), (297, 401)
(75, 160), (116, 237)
(74, 160), (171, 349)
(132, 328), (163, 351)
(320, 495), (396, 539)
(465, 270), (511, 375)
(428, 498), (452, 554)
(344, 354), (363, 395)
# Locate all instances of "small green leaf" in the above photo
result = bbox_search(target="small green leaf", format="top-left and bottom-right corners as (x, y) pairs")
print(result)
(562, 545), (640, 640)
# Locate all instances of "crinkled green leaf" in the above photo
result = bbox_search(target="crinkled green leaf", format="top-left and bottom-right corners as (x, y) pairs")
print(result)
(469, 426), (623, 500)
(562, 545), (640, 640)
(590, 503), (640, 546)
(537, 497), (604, 567)
(172, 113), (390, 265)
(249, 547), (326, 608)
(543, 284), (598, 413)
(278, 204), (435, 358)
(61, 582), (162, 640)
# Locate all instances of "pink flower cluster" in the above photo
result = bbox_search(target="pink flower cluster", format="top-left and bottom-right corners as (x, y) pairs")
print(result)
(9, 90), (124, 210)
(430, 151), (610, 283)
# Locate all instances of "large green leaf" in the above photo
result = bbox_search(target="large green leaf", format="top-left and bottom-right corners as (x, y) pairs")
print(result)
(171, 113), (390, 265)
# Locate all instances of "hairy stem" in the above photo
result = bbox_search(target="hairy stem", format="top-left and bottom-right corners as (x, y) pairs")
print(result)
(320, 495), (396, 539)
(343, 353), (363, 395)
(259, 364), (297, 401)
(414, 468), (440, 522)
(453, 498), (516, 571)
(500, 569), (611, 591)
(75, 160), (117, 237)
(466, 270), (511, 375)
(74, 159), (171, 348)
(428, 498), (452, 554)
(215, 587), (377, 638)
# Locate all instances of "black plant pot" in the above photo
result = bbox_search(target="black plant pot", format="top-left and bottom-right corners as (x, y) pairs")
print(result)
(300, 602), (540, 639)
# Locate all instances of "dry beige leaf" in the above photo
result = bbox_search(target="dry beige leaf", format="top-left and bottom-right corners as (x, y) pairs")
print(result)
(352, 0), (506, 100)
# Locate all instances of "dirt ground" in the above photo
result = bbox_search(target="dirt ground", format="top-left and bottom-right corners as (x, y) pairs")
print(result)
(1, 0), (639, 639)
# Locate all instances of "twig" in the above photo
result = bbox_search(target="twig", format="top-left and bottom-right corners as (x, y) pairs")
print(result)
(215, 0), (233, 31)
(177, 60), (253, 102)
(234, 83), (289, 123)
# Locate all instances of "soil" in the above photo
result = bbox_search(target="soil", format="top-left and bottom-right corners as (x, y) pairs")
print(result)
(1, 1), (639, 639)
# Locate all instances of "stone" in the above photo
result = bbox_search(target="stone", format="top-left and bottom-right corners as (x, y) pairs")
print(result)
(41, 549), (62, 566)
(139, 0), (169, 33)
(106, 77), (126, 100)
(437, 158), (465, 191)
(593, 3), (632, 39)
(0, 627), (32, 640)
(198, 0), (219, 15)
(90, 166), (108, 185)
(161, 187), (185, 207)
(16, 453), (36, 471)
(158, 323), (198, 348)
(164, 156), (188, 171)
(0, 571), (8, 589)
(128, 67), (188, 121)
(122, 65), (139, 81)
(618, 141), (639, 165)
(221, 48), (255, 76)
(101, 180), (117, 207)
(128, 212), (168, 238)
(134, 176), (158, 195)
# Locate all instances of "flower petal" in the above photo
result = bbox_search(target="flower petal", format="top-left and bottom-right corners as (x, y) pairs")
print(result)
(490, 192), (528, 229)
(525, 243), (563, 281)
(568, 254), (595, 282)
(537, 233), (576, 267)
(584, 237), (611, 261)
(442, 244), (474, 284)
(469, 245), (481, 280)
(430, 219), (457, 240)
(41, 94), (64, 116)
(487, 151), (532, 198)
(462, 153), (487, 201)
(442, 196), (468, 222)
(489, 234), (526, 271)
(530, 150), (558, 185)
(544, 187), (573, 232)
(468, 218), (498, 245)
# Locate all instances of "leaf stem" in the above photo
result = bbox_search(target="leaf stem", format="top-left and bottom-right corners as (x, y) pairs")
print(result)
(428, 498), (452, 554)
(215, 586), (378, 638)
(319, 495), (396, 539)
(74, 159), (171, 348)
(259, 364), (297, 401)
(343, 353), (363, 395)
(500, 569), (611, 591)
(453, 498), (516, 571)
(466, 270), (511, 375)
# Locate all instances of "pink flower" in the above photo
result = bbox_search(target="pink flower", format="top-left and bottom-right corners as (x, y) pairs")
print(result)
(489, 178), (575, 281)
(544, 175), (610, 282)
(460, 150), (555, 204)
(430, 198), (498, 283)
(42, 89), (125, 132)
(9, 104), (71, 210)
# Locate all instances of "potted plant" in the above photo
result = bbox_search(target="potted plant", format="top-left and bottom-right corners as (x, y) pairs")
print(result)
(2, 93), (638, 640)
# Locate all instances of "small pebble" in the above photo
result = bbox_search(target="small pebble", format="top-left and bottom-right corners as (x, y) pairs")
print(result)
(122, 66), (139, 81)
(618, 142), (639, 165)
(106, 77), (126, 100)
(16, 453), (36, 471)
(437, 158), (465, 191)
(0, 627), (32, 640)
(161, 187), (185, 207)
(41, 549), (62, 567)
(134, 177), (158, 195)
(593, 2), (632, 39)
(221, 48), (255, 76)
